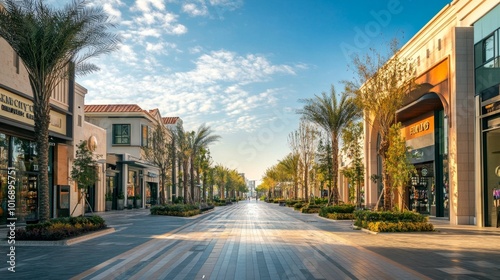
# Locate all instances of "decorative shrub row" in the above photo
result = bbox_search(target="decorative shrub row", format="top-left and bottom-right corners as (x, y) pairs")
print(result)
(366, 221), (434, 232)
(150, 204), (201, 217)
(319, 204), (355, 217)
(293, 202), (304, 210)
(354, 210), (428, 224)
(325, 213), (356, 220)
(286, 200), (302, 207)
(14, 215), (107, 241)
(354, 210), (434, 232)
(301, 204), (322, 214)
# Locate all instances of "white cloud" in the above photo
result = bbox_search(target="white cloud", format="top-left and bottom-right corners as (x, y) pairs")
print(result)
(183, 3), (208, 17)
(133, 0), (165, 12)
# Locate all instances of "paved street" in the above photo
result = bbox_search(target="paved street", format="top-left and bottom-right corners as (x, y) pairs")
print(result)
(2, 200), (500, 279)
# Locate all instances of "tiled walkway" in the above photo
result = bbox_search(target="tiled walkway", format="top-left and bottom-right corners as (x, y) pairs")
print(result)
(71, 202), (430, 280)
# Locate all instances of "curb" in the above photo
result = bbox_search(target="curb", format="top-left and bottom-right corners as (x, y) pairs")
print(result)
(2, 227), (115, 247)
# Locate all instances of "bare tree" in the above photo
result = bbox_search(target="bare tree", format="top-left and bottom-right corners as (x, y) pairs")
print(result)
(288, 121), (318, 202)
(344, 39), (417, 210)
(142, 123), (171, 204)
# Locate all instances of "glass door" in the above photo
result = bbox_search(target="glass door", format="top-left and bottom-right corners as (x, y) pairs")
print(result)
(484, 127), (500, 226)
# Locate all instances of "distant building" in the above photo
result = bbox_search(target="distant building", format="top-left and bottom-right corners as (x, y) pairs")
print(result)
(85, 104), (168, 209)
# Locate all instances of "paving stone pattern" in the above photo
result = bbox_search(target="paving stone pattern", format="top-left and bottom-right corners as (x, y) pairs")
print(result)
(2, 201), (499, 280)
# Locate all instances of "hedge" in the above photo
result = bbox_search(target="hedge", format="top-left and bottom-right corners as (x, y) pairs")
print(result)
(301, 204), (322, 214)
(14, 215), (107, 241)
(319, 204), (355, 218)
(354, 210), (434, 232)
(150, 204), (201, 217)
(325, 213), (356, 220)
(366, 221), (434, 232)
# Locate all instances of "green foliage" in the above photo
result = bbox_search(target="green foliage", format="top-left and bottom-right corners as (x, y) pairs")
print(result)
(70, 141), (99, 189)
(285, 199), (303, 207)
(319, 204), (355, 217)
(354, 210), (433, 232)
(150, 204), (201, 217)
(386, 123), (417, 208)
(366, 221), (434, 232)
(341, 121), (364, 206)
(326, 213), (355, 220)
(293, 202), (304, 210)
(301, 204), (322, 214)
(15, 215), (107, 240)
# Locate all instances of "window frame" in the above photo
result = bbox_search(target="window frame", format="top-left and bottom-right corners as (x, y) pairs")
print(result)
(141, 125), (149, 147)
(112, 124), (131, 145)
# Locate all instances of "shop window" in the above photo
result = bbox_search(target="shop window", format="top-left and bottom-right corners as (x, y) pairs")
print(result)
(484, 35), (495, 63)
(0, 133), (8, 169)
(141, 125), (149, 147)
(112, 124), (130, 145)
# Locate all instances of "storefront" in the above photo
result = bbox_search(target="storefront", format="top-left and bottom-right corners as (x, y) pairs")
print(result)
(475, 4), (500, 227)
(0, 86), (72, 224)
(397, 94), (449, 218)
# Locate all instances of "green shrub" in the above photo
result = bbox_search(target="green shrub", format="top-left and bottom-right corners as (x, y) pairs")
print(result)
(286, 200), (302, 207)
(319, 204), (355, 217)
(325, 213), (355, 220)
(301, 204), (322, 214)
(353, 210), (433, 232)
(293, 202), (304, 210)
(15, 215), (107, 241)
(367, 221), (434, 232)
(150, 204), (201, 217)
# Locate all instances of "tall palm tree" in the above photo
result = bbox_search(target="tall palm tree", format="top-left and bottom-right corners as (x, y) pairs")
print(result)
(0, 0), (119, 221)
(173, 123), (192, 204)
(297, 85), (359, 204)
(189, 124), (220, 202)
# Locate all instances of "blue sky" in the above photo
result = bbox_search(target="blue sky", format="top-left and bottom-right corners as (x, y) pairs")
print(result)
(67, 0), (451, 182)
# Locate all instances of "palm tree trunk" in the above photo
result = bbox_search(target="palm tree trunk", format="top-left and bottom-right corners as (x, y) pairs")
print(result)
(183, 160), (189, 203)
(190, 154), (195, 202)
(331, 136), (340, 205)
(33, 88), (51, 222)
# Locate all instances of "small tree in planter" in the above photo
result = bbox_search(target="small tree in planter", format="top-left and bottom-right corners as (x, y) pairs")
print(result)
(70, 140), (99, 216)
(105, 193), (113, 211)
(117, 192), (125, 210)
(135, 194), (142, 208)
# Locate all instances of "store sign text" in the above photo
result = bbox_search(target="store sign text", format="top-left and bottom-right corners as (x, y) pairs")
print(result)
(0, 88), (67, 135)
(409, 121), (430, 136)
(0, 93), (35, 120)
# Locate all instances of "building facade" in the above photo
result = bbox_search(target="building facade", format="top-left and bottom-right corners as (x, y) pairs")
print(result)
(85, 104), (165, 209)
(0, 38), (96, 224)
(364, 0), (500, 226)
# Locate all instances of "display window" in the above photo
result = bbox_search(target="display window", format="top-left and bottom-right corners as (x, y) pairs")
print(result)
(0, 133), (39, 224)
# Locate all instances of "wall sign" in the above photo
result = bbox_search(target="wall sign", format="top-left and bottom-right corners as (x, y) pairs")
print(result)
(402, 115), (435, 140)
(0, 87), (67, 135)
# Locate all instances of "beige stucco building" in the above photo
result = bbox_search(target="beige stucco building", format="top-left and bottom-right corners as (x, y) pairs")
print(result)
(364, 0), (500, 226)
(0, 37), (103, 223)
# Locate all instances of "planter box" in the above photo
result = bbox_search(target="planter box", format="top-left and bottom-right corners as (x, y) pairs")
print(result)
(105, 201), (112, 211)
(117, 199), (124, 210)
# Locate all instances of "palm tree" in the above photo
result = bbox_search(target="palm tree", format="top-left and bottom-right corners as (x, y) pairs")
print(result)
(172, 123), (192, 203)
(0, 0), (119, 221)
(189, 124), (220, 202)
(297, 86), (359, 204)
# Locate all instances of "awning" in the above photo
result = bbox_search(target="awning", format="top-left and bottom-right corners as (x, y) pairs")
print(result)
(396, 93), (443, 123)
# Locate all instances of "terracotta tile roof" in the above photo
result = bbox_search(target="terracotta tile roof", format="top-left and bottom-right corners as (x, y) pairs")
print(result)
(162, 117), (179, 124)
(85, 104), (144, 113)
